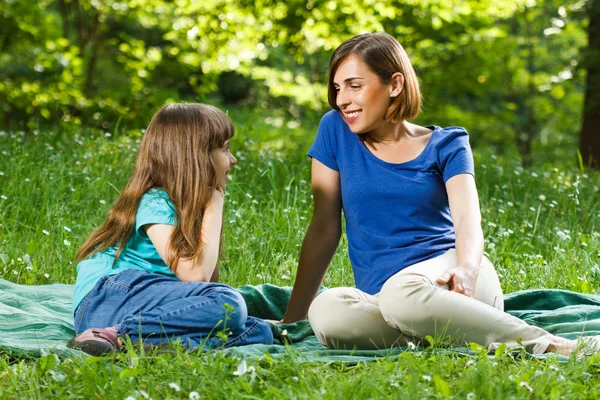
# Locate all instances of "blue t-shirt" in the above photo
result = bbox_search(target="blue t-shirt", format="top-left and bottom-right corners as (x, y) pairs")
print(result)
(72, 189), (179, 313)
(308, 110), (475, 295)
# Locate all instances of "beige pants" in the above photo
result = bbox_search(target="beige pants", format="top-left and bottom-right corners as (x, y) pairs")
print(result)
(308, 249), (555, 354)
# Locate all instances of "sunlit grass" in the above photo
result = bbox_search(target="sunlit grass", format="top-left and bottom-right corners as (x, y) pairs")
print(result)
(1, 108), (600, 398)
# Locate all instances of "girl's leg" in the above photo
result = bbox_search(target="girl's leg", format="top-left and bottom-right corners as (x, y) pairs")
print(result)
(76, 269), (273, 350)
(377, 249), (565, 354)
(308, 287), (414, 350)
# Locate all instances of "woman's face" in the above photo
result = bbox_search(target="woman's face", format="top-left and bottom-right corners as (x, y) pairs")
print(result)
(333, 54), (398, 134)
(210, 140), (237, 190)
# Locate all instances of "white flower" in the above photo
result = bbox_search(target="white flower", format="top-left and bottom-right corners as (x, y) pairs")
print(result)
(519, 381), (533, 392)
(539, 195), (546, 201)
(44, 273), (50, 279)
(99, 199), (106, 205)
(189, 392), (200, 400)
(0, 195), (7, 200)
(407, 342), (416, 350)
(233, 359), (255, 376)
(292, 376), (299, 382)
(556, 231), (570, 240)
(422, 375), (432, 381)
(63, 240), (71, 246)
(168, 382), (181, 392)
(42, 230), (50, 235)
(282, 329), (288, 336)
(63, 226), (72, 232)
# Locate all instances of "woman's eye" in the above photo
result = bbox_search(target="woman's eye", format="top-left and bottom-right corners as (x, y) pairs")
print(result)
(351, 85), (361, 90)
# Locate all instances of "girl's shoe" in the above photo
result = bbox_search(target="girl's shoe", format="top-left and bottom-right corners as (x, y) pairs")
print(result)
(67, 327), (121, 356)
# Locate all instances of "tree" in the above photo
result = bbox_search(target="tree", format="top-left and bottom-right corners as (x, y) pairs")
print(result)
(580, 0), (600, 168)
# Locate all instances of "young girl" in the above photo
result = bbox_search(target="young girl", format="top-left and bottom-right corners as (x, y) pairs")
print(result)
(282, 33), (597, 356)
(68, 103), (273, 355)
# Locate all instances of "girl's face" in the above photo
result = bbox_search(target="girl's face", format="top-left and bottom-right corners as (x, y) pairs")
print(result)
(210, 140), (237, 190)
(333, 54), (400, 134)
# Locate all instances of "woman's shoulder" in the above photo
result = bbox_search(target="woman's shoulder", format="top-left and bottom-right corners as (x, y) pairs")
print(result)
(320, 110), (344, 126)
(429, 126), (470, 147)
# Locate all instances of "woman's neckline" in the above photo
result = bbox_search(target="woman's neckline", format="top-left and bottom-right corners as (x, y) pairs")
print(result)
(356, 125), (440, 167)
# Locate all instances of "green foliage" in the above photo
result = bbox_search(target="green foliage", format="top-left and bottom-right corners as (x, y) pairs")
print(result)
(0, 0), (590, 163)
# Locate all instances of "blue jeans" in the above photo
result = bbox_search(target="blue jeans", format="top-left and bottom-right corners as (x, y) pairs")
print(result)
(74, 269), (273, 350)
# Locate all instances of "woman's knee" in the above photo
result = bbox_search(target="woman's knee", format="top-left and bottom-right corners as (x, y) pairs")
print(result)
(475, 257), (504, 311)
(308, 288), (357, 336)
(378, 273), (434, 333)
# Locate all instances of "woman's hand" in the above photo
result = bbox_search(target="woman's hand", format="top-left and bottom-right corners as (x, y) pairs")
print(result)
(436, 265), (479, 297)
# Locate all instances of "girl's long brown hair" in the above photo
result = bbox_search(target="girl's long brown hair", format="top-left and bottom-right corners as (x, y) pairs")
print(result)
(75, 103), (234, 271)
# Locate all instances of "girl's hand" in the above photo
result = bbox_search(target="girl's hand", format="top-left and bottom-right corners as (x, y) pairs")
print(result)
(436, 265), (479, 297)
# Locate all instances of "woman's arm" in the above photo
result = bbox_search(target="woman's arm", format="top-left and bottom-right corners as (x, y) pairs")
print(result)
(436, 173), (484, 296)
(282, 159), (343, 323)
(145, 189), (225, 282)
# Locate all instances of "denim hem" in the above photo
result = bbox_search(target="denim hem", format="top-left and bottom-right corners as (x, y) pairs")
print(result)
(224, 317), (271, 348)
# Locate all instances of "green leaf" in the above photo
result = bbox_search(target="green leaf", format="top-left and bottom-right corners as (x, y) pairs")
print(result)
(469, 342), (485, 352)
(494, 343), (507, 357)
(38, 354), (58, 372)
(433, 375), (451, 398)
(119, 368), (144, 378)
(425, 335), (435, 346)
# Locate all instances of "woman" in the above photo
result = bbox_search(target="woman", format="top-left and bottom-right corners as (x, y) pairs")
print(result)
(281, 32), (590, 356)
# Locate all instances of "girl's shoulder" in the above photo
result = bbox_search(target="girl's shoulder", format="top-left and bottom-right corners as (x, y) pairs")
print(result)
(139, 188), (174, 212)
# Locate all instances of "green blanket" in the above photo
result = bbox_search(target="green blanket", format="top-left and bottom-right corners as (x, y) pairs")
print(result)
(2, 278), (600, 361)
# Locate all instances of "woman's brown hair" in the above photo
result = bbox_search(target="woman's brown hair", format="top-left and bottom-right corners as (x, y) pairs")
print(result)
(75, 103), (234, 271)
(327, 32), (422, 122)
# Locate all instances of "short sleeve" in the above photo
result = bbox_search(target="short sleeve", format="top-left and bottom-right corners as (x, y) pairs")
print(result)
(307, 111), (339, 171)
(135, 190), (177, 236)
(437, 127), (475, 183)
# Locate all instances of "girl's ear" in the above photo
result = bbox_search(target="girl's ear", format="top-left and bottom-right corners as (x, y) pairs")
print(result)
(389, 72), (404, 98)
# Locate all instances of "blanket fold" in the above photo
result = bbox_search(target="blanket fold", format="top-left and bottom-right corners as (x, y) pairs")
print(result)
(2, 279), (600, 361)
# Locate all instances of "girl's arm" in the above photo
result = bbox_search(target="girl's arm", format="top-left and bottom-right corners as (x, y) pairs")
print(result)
(145, 189), (224, 282)
(436, 173), (484, 296)
(283, 159), (343, 323)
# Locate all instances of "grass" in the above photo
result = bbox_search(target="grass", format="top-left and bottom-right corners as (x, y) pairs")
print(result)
(1, 106), (600, 399)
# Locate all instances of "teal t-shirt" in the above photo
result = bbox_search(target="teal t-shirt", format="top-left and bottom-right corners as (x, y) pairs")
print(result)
(72, 189), (179, 313)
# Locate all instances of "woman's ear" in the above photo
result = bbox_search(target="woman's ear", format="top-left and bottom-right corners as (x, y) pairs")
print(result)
(389, 72), (404, 98)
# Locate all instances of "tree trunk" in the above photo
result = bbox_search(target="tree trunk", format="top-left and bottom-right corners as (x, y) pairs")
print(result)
(580, 0), (600, 168)
(84, 15), (102, 97)
(518, 6), (537, 167)
(57, 0), (70, 39)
